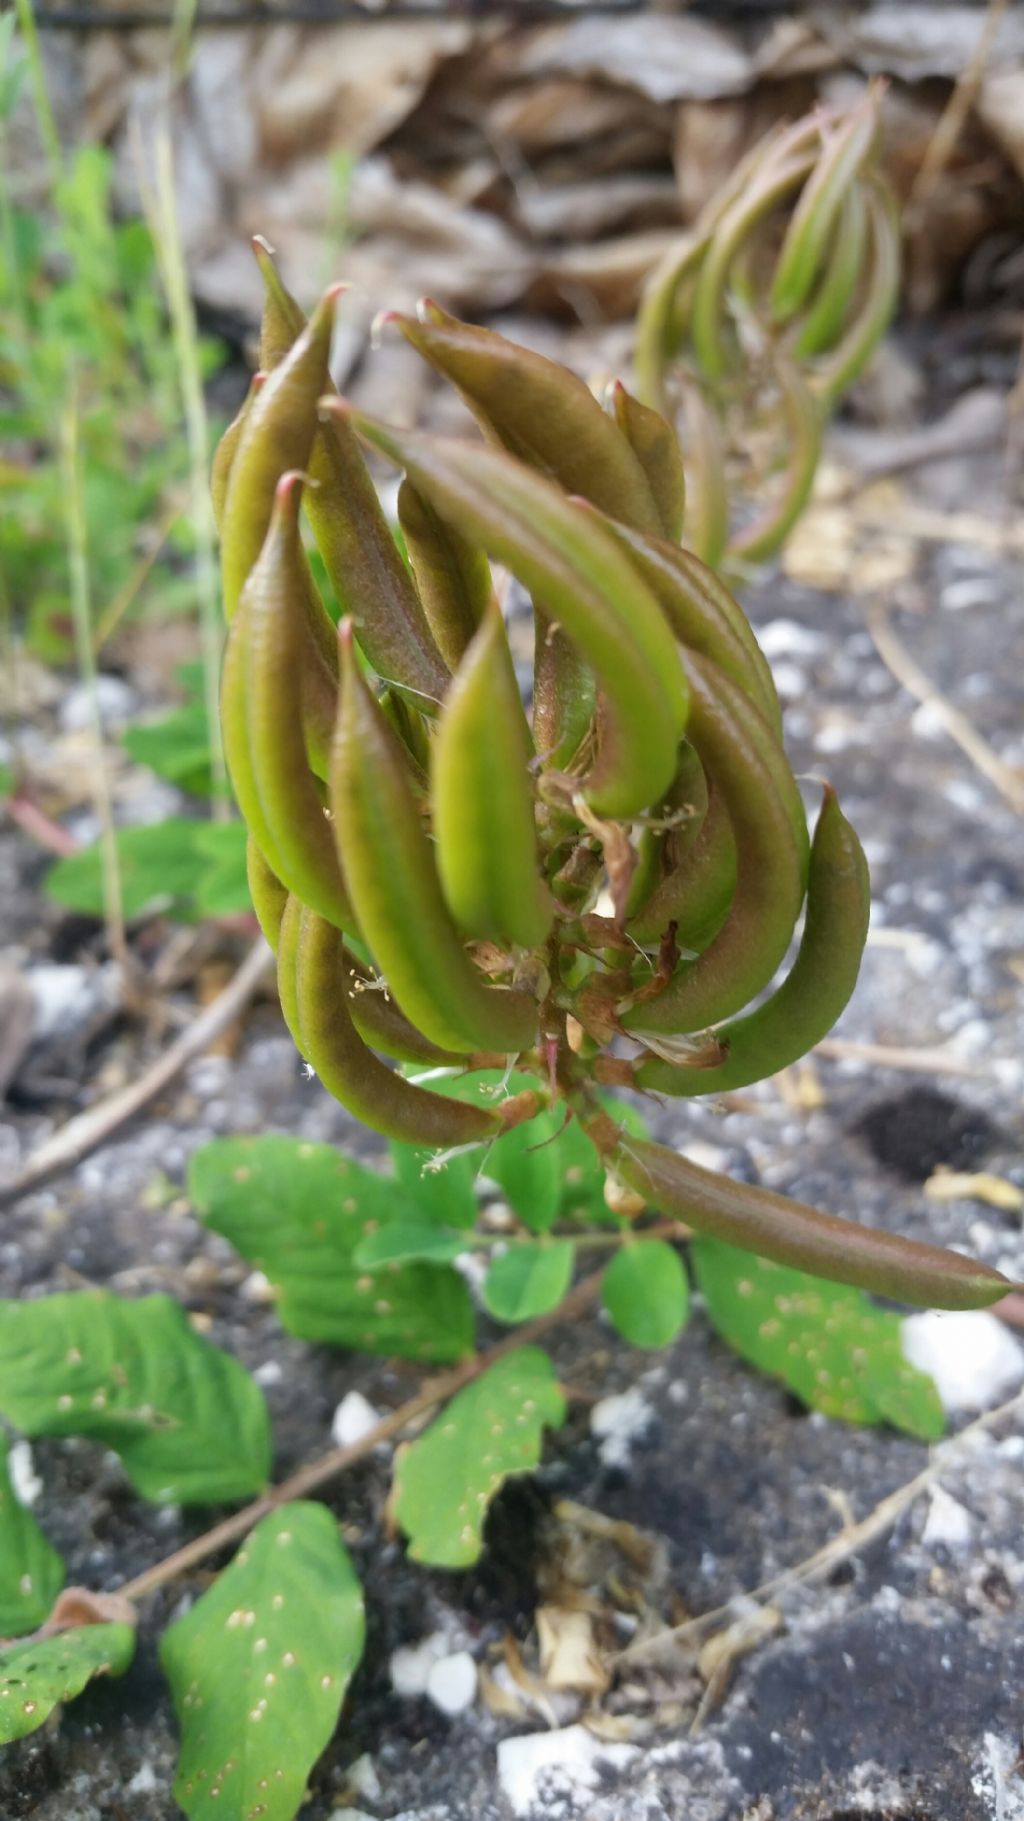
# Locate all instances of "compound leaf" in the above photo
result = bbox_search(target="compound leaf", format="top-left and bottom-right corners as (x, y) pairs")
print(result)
(0, 1437), (64, 1636)
(392, 1348), (566, 1567)
(45, 817), (249, 923)
(161, 1502), (364, 1821)
(0, 1622), (135, 1745)
(483, 1241), (575, 1323)
(692, 1239), (945, 1440)
(602, 1241), (690, 1348)
(0, 1293), (271, 1504)
(189, 1136), (474, 1363)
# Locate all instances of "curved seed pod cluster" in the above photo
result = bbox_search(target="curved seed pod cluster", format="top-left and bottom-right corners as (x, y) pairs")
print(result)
(635, 88), (900, 571)
(214, 240), (1011, 1314)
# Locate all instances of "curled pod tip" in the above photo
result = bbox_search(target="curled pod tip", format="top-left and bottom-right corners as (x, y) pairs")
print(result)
(221, 285), (342, 621)
(610, 1133), (1013, 1312)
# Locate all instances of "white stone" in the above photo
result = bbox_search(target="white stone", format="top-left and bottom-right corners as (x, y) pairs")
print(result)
(921, 1485), (973, 1551)
(253, 1360), (283, 1387)
(590, 1388), (654, 1469)
(8, 1441), (42, 1508)
(496, 1724), (637, 1817)
(389, 1631), (448, 1698)
(331, 1391), (382, 1450)
(425, 1651), (477, 1717)
(757, 618), (827, 659)
(346, 1753), (382, 1801)
(58, 673), (136, 732)
(901, 1311), (1024, 1414)
(126, 1764), (158, 1795)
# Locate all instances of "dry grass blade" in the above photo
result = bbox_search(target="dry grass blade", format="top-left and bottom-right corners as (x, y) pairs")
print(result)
(615, 1384), (1024, 1668)
(864, 598), (1024, 815)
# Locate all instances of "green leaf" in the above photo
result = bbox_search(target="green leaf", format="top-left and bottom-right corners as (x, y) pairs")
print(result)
(352, 1221), (465, 1269)
(45, 817), (247, 923)
(692, 1240), (945, 1440)
(388, 1139), (478, 1231)
(602, 1241), (690, 1349)
(0, 1437), (64, 1636)
(121, 702), (216, 796)
(189, 821), (251, 917)
(0, 1623), (135, 1745)
(189, 1137), (474, 1363)
(0, 1293), (271, 1504)
(392, 1348), (566, 1567)
(161, 1502), (364, 1821)
(0, 761), (13, 799)
(483, 1241), (575, 1323)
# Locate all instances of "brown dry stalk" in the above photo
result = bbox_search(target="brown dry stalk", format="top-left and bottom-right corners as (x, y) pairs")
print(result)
(118, 1267), (607, 1603)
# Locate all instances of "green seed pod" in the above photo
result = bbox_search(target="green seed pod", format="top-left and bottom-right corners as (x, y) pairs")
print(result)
(636, 785), (870, 1094)
(385, 301), (664, 537)
(225, 473), (354, 931)
(689, 142), (818, 381)
(728, 361), (823, 568)
(606, 1132), (1012, 1311)
(812, 178), (901, 407)
(335, 407), (686, 820)
(252, 234), (306, 368)
(594, 511), (779, 728)
(246, 836), (288, 951)
(771, 93), (880, 324)
(606, 380), (686, 542)
(622, 653), (805, 1034)
(624, 740), (709, 924)
(251, 240), (449, 713)
(396, 477), (492, 672)
(210, 371), (265, 534)
(331, 623), (539, 1056)
(221, 286), (340, 620)
(793, 182), (868, 359)
(628, 776), (736, 953)
(433, 601), (554, 950)
(280, 896), (506, 1146)
(677, 378), (730, 572)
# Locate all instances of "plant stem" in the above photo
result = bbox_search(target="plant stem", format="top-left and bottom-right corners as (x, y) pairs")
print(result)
(118, 1266), (607, 1604)
(12, 0), (62, 187)
(143, 123), (229, 816)
(59, 398), (130, 979)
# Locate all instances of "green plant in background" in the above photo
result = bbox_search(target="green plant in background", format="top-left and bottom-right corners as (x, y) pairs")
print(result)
(635, 88), (899, 571)
(44, 663), (251, 923)
(0, 12), (225, 661)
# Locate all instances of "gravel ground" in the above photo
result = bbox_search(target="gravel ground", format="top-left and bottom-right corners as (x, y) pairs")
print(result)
(1, 324), (1023, 1820)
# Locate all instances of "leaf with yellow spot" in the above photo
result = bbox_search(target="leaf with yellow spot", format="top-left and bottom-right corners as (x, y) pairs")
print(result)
(692, 1239), (945, 1440)
(161, 1502), (364, 1821)
(0, 1622), (135, 1745)
(0, 1435), (64, 1636)
(189, 1136), (474, 1363)
(392, 1347), (566, 1567)
(0, 1293), (270, 1505)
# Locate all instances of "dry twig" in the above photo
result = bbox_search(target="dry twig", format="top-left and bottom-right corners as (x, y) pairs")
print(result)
(615, 1384), (1024, 1668)
(0, 939), (275, 1212)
